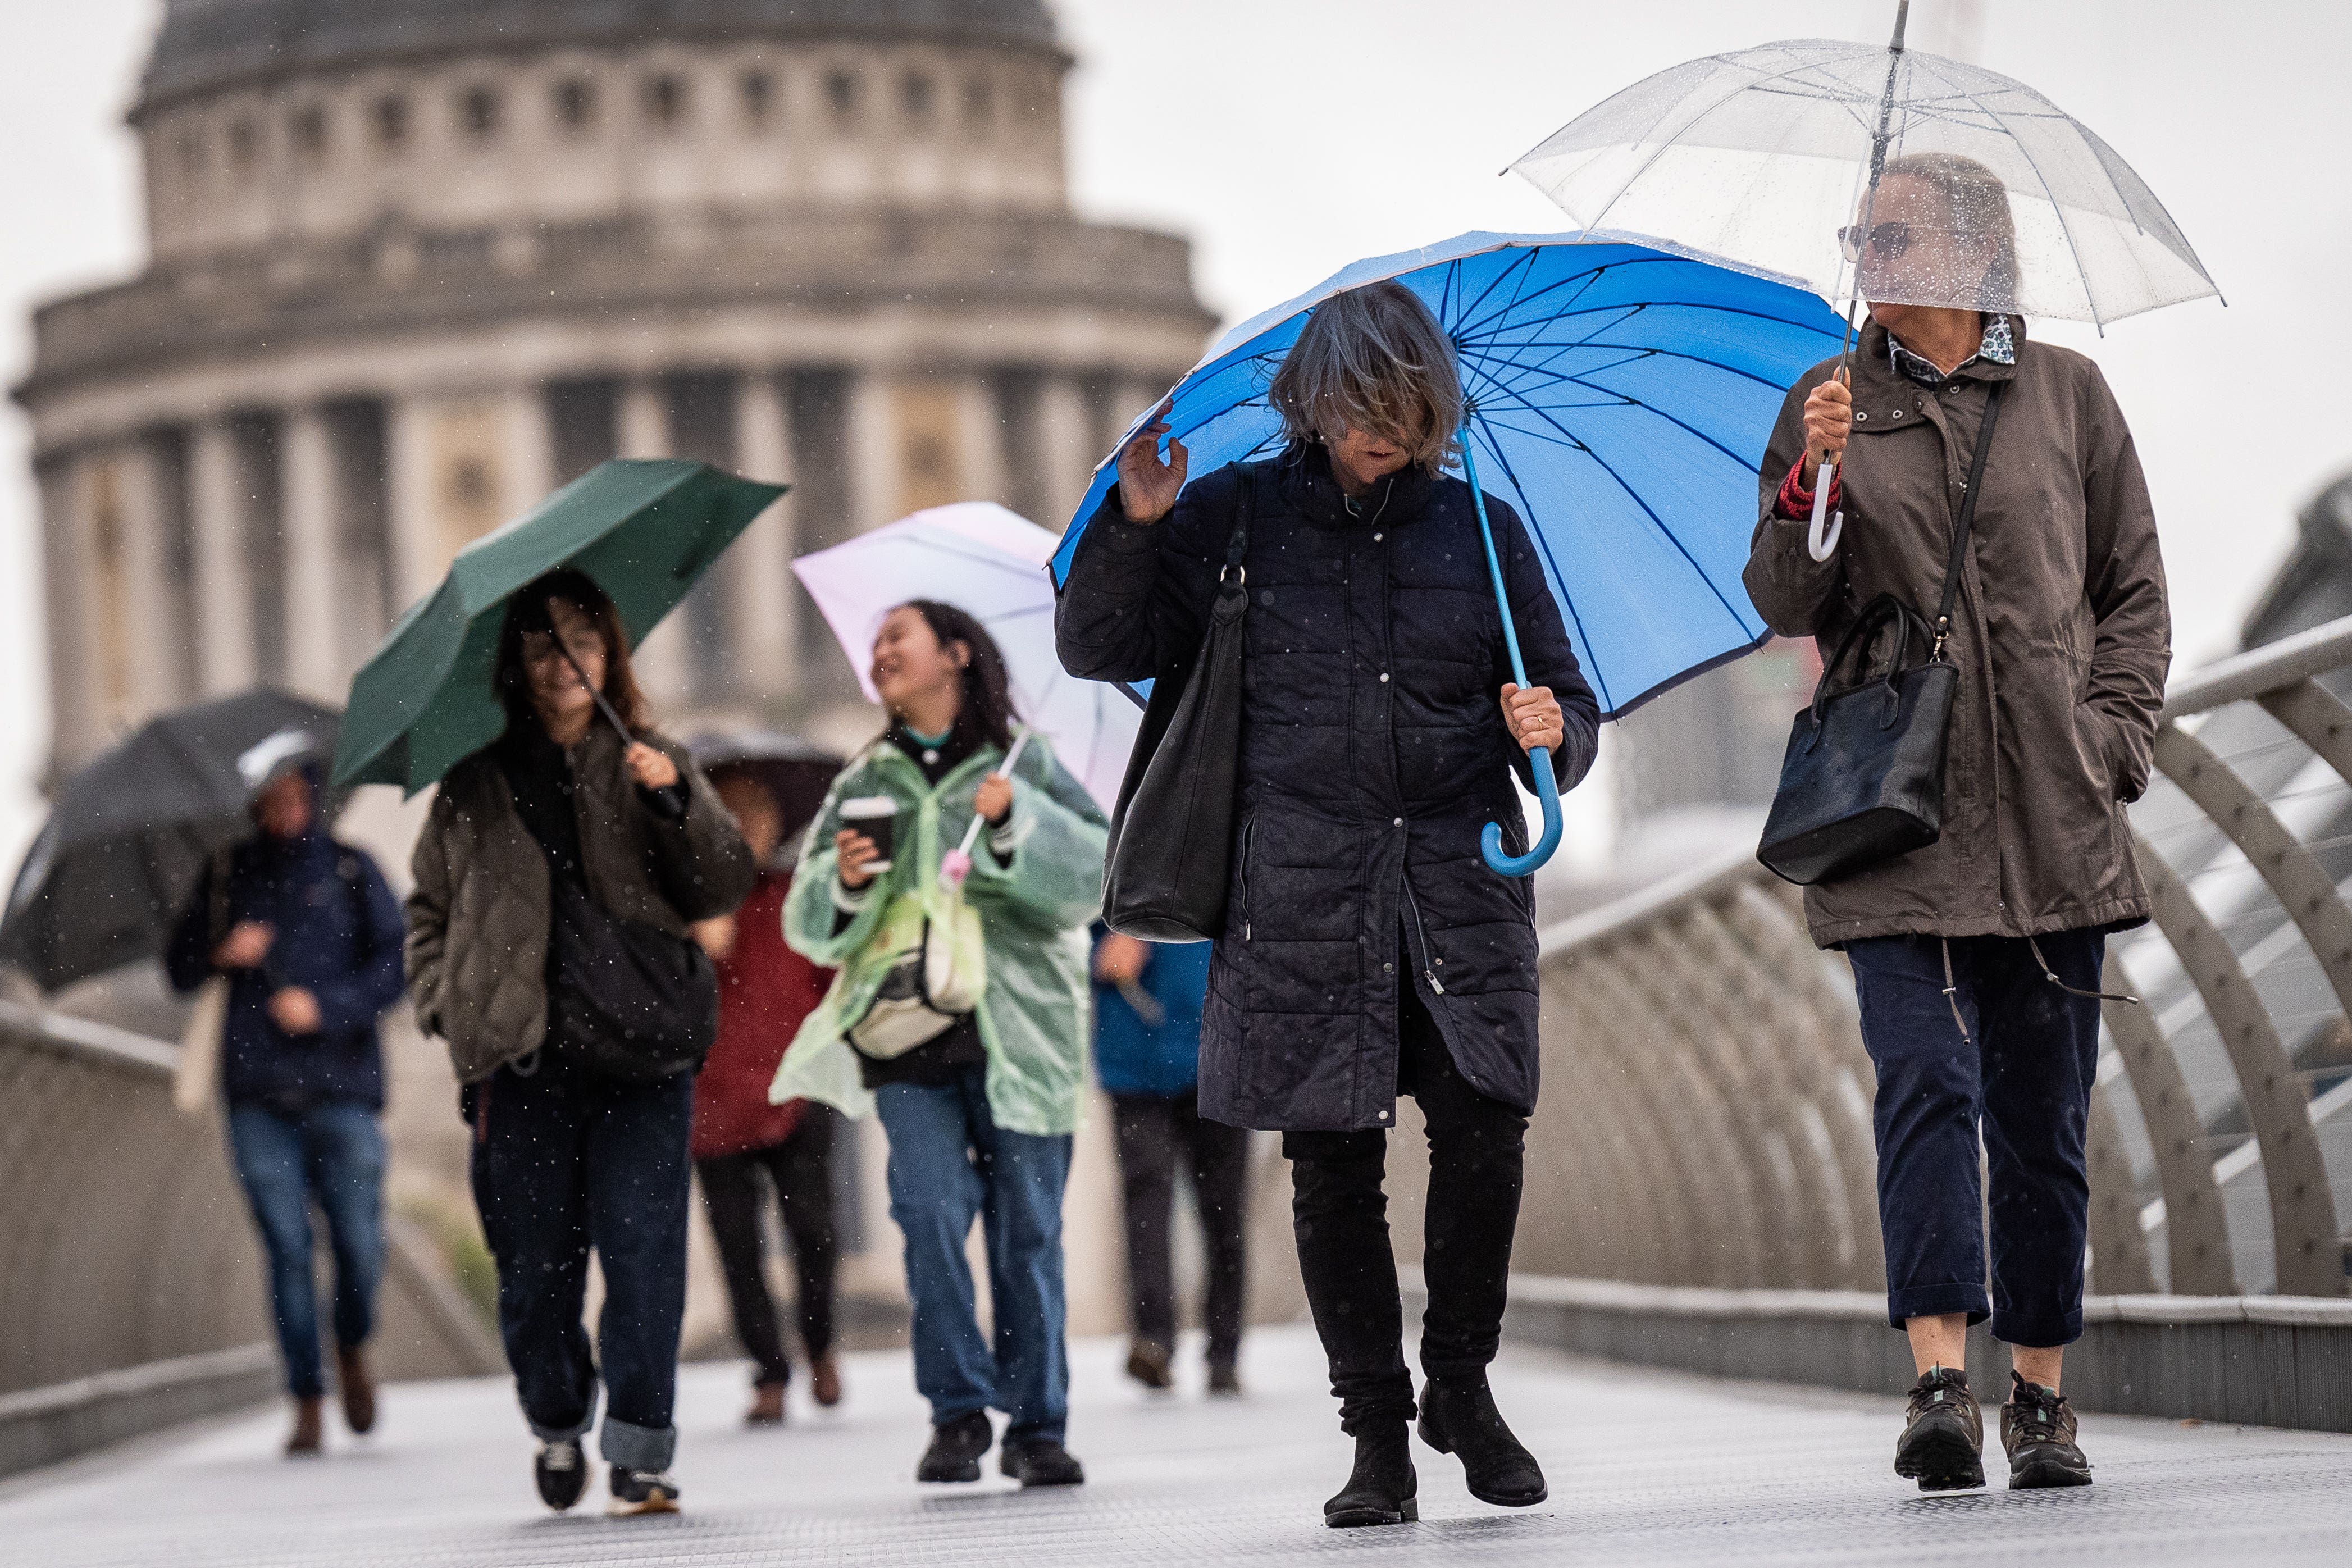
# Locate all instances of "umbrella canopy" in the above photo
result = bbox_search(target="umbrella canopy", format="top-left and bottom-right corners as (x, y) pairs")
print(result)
(685, 730), (843, 846)
(1507, 22), (2218, 329)
(1049, 230), (1846, 720)
(333, 459), (783, 795)
(0, 690), (341, 992)
(794, 502), (1141, 812)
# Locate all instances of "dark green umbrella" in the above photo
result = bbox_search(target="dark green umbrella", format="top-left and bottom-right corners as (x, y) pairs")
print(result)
(332, 459), (785, 795)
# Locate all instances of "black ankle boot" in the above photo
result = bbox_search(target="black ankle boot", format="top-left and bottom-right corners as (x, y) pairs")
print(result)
(1324, 1424), (1418, 1528)
(1417, 1374), (1547, 1506)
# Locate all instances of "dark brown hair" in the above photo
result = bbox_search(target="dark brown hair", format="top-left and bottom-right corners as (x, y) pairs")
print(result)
(897, 600), (1017, 753)
(496, 568), (650, 735)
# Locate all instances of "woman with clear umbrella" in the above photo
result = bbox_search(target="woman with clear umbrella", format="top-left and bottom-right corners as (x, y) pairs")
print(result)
(1744, 152), (2169, 1494)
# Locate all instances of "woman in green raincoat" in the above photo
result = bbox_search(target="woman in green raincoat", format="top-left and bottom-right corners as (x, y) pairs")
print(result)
(771, 600), (1106, 1489)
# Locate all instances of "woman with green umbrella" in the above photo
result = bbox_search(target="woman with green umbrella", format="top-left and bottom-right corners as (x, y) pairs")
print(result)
(407, 568), (754, 1517)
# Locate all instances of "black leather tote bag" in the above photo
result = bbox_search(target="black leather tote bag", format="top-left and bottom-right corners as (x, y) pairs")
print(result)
(1101, 463), (1257, 943)
(1757, 380), (2007, 887)
(546, 874), (720, 1080)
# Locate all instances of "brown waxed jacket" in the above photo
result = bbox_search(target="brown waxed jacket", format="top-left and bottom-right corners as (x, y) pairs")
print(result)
(1744, 317), (2170, 948)
(405, 721), (755, 1083)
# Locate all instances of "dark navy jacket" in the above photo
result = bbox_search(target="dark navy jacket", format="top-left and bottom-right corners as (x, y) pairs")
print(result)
(166, 827), (406, 1111)
(1057, 445), (1599, 1132)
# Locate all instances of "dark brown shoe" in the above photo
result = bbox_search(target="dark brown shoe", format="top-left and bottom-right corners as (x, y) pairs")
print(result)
(335, 1346), (376, 1435)
(1124, 1339), (1174, 1391)
(810, 1355), (842, 1409)
(747, 1381), (786, 1426)
(2002, 1371), (2093, 1489)
(285, 1396), (325, 1457)
(1894, 1366), (1984, 1491)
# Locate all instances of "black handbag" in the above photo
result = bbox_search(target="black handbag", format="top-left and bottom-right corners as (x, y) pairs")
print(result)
(1101, 463), (1258, 942)
(1757, 380), (2007, 887)
(545, 874), (720, 1080)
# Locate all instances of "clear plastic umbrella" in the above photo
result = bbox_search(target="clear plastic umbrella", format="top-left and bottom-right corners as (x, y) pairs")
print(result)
(1510, 2), (2219, 554)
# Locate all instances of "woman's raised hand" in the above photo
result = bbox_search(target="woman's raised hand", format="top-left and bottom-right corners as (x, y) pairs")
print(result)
(1801, 367), (1852, 487)
(625, 741), (680, 791)
(1115, 400), (1187, 524)
(1501, 683), (1566, 755)
(973, 774), (1014, 827)
(836, 828), (881, 888)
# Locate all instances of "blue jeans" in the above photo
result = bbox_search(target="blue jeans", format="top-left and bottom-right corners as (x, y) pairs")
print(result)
(468, 1060), (693, 1473)
(1846, 929), (2105, 1347)
(226, 1100), (387, 1400)
(874, 1066), (1073, 1442)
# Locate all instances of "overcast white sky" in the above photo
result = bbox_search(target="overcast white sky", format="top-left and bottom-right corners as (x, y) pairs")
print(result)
(3, 1), (2349, 862)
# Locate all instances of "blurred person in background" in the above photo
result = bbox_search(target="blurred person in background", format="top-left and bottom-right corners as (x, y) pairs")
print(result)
(1091, 927), (1248, 1396)
(167, 759), (406, 1456)
(772, 601), (1107, 1491)
(690, 765), (844, 1426)
(407, 570), (754, 1517)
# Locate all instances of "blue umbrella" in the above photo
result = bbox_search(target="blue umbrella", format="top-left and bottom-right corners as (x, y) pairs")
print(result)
(1050, 230), (1844, 876)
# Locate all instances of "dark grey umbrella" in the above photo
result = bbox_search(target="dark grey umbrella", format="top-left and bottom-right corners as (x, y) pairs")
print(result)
(685, 730), (842, 849)
(0, 689), (343, 992)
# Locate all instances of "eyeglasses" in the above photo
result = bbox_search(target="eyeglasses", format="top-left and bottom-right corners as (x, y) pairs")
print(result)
(1838, 220), (1913, 263)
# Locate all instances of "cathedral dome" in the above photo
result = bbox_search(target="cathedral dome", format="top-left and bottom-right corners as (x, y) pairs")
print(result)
(140, 0), (1062, 112)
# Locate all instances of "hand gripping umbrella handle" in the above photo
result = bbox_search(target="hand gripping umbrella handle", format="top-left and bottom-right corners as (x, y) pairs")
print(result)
(1464, 438), (1564, 880)
(1807, 459), (1844, 561)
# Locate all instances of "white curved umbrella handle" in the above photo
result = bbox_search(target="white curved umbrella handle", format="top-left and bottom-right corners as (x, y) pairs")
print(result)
(1807, 459), (1843, 561)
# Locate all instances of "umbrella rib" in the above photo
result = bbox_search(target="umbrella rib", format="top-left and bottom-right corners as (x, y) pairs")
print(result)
(1466, 408), (1612, 715)
(1476, 364), (1761, 491)
(1946, 77), (2104, 329)
(1478, 394), (1758, 644)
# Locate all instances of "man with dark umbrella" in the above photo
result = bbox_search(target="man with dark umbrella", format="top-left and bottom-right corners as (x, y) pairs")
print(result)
(167, 757), (407, 1455)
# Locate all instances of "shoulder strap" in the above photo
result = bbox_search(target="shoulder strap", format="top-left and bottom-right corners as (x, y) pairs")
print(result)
(1932, 379), (2008, 658)
(1222, 462), (1257, 579)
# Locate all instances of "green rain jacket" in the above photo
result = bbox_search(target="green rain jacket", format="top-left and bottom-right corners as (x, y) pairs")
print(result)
(768, 733), (1108, 1137)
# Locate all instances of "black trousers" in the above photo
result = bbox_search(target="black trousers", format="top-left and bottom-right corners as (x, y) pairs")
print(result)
(1110, 1091), (1250, 1367)
(1283, 965), (1528, 1434)
(695, 1109), (840, 1388)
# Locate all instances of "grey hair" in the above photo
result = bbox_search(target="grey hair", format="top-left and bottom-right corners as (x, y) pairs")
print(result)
(1877, 150), (2021, 311)
(1267, 281), (1463, 471)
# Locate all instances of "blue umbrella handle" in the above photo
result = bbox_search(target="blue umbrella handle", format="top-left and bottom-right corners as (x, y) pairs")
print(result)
(1464, 437), (1564, 879)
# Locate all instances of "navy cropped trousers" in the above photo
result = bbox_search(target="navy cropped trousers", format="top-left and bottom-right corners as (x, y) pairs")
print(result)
(1845, 928), (2105, 1349)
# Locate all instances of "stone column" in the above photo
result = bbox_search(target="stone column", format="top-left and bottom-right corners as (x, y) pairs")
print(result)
(952, 372), (1010, 508)
(188, 417), (256, 694)
(37, 454), (106, 767)
(616, 377), (686, 705)
(729, 370), (798, 708)
(279, 405), (344, 702)
(844, 368), (899, 534)
(500, 383), (556, 521)
(111, 433), (180, 718)
(384, 395), (440, 618)
(1031, 374), (1097, 534)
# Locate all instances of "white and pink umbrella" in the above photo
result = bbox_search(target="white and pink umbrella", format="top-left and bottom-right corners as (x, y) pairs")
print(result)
(791, 502), (1139, 817)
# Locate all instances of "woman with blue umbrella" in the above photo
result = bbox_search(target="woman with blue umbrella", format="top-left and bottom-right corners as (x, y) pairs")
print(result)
(1058, 282), (1596, 1528)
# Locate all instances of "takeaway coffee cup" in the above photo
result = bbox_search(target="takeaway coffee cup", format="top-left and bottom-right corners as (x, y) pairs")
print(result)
(838, 796), (900, 873)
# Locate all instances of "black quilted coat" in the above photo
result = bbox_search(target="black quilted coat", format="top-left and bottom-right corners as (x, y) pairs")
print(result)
(1056, 445), (1598, 1132)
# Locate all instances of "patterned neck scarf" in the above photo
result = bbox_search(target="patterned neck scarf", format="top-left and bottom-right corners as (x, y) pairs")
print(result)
(1888, 314), (2014, 388)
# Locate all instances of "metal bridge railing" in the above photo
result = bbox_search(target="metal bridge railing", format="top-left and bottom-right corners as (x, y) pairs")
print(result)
(1520, 614), (2352, 1305)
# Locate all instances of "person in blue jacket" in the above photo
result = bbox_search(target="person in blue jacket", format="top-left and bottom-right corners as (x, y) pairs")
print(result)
(167, 758), (407, 1456)
(1091, 926), (1248, 1394)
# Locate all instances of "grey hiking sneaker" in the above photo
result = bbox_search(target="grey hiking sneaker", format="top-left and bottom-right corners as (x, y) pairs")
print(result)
(2002, 1371), (2093, 1489)
(533, 1439), (586, 1512)
(1894, 1366), (1984, 1491)
(607, 1464), (681, 1516)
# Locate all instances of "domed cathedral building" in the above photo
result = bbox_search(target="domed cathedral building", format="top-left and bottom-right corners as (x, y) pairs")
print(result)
(19, 0), (1214, 769)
